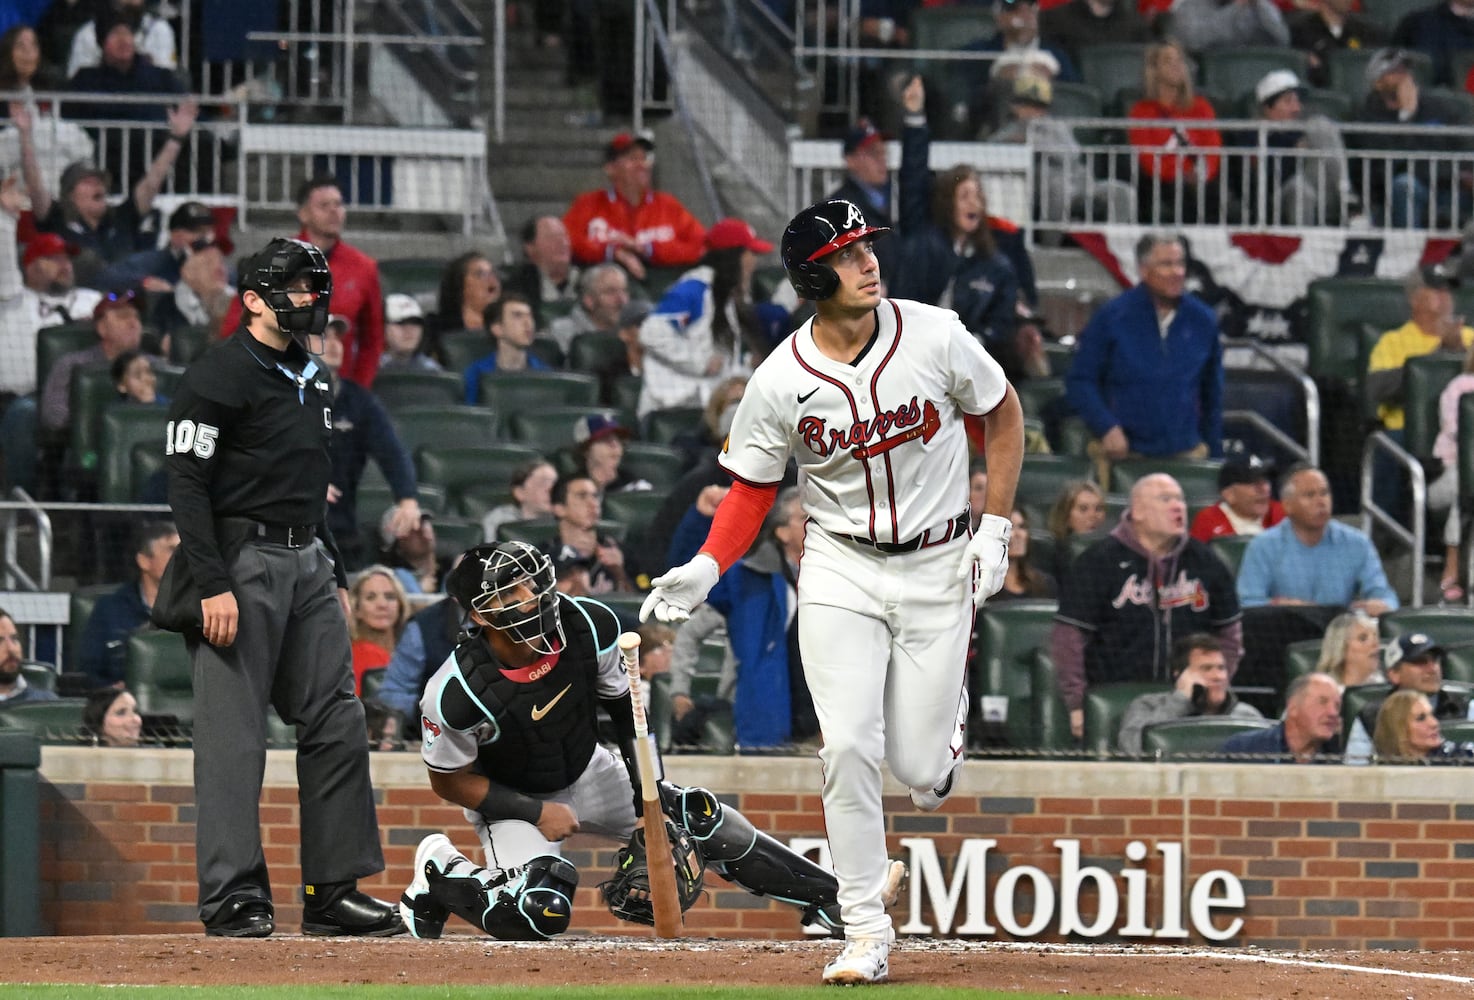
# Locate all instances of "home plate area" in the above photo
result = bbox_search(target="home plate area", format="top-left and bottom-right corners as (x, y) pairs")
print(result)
(2, 936), (1473, 997)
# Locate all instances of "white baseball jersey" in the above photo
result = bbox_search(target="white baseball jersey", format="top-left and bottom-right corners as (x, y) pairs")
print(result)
(720, 298), (1008, 544)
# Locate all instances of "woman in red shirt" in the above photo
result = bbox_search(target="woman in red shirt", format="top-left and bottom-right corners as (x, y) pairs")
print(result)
(1128, 40), (1224, 224)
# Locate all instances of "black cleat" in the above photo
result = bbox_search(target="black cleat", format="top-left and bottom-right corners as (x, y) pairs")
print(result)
(204, 897), (275, 938)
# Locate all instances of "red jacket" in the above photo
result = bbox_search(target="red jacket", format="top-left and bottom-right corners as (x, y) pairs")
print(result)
(1128, 97), (1222, 183)
(219, 235), (385, 386)
(563, 187), (706, 268)
(1190, 500), (1287, 543)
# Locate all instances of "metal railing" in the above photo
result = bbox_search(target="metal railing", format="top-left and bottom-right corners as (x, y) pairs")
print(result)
(635, 0), (724, 220)
(1361, 432), (1427, 608)
(1223, 340), (1322, 470)
(1, 490), (52, 592)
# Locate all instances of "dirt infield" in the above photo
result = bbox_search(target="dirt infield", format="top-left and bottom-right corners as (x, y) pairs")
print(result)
(2, 936), (1473, 997)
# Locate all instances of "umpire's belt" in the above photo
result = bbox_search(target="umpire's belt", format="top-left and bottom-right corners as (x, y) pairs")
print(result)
(220, 518), (318, 549)
(833, 509), (969, 554)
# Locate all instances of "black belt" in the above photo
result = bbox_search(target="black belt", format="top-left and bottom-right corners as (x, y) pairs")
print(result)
(223, 518), (318, 549)
(835, 510), (969, 555)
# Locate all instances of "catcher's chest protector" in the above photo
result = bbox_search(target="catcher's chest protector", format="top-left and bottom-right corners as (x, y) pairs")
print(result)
(442, 607), (602, 793)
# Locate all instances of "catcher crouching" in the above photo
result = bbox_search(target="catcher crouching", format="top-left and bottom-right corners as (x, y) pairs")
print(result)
(400, 542), (902, 939)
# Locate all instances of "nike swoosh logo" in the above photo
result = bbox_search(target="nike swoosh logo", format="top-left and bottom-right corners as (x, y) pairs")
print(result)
(797, 387), (819, 403)
(542, 907), (560, 918)
(531, 683), (573, 721)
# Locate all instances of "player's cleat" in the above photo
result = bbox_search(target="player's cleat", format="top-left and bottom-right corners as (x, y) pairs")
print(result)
(881, 860), (908, 908)
(399, 833), (455, 939)
(910, 759), (961, 812)
(822, 931), (892, 985)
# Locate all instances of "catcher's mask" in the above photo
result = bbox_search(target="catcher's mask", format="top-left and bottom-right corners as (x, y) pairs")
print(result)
(780, 198), (889, 301)
(448, 542), (564, 655)
(238, 237), (333, 354)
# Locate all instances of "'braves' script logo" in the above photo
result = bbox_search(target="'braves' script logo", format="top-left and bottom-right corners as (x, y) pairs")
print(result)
(798, 397), (940, 459)
(1109, 571), (1209, 611)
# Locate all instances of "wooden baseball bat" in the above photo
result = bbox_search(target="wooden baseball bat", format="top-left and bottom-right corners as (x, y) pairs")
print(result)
(618, 631), (683, 938)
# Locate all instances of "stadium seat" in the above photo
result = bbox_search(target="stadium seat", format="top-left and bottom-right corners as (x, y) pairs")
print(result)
(506, 406), (634, 454)
(1326, 46), (1431, 98)
(1142, 717), (1273, 758)
(568, 332), (626, 376)
(432, 517), (484, 561)
(610, 373), (643, 414)
(371, 370), (464, 410)
(640, 266), (691, 301)
(377, 258), (445, 308)
(1283, 638), (1322, 686)
(391, 406), (500, 457)
(496, 517), (558, 544)
(99, 406), (170, 503)
(35, 322), (96, 396)
(602, 490), (670, 544)
(1078, 43), (1150, 115)
(529, 337), (565, 370)
(1440, 718), (1474, 744)
(1340, 682), (1394, 742)
(911, 6), (994, 51)
(20, 662), (57, 694)
(417, 443), (544, 511)
(0, 699), (87, 743)
(1304, 278), (1406, 384)
(1381, 607), (1474, 645)
(583, 590), (646, 626)
(477, 371), (599, 415)
(1018, 455), (1095, 506)
(1401, 352), (1464, 460)
(973, 601), (1059, 750)
(1223, 368), (1309, 455)
(1042, 341), (1074, 377)
(1302, 88), (1353, 122)
(1056, 415), (1092, 458)
(1083, 681), (1162, 756)
(125, 630), (194, 722)
(1110, 457), (1222, 501)
(640, 407), (704, 445)
(169, 324), (213, 365)
(437, 329), (488, 374)
(620, 442), (688, 490)
(68, 362), (119, 474)
(1048, 81), (1103, 120)
(1016, 377), (1064, 420)
(64, 582), (117, 674)
(1029, 649), (1073, 753)
(360, 667), (387, 701)
(1209, 535), (1252, 577)
(1362, 0), (1437, 32)
(1199, 48), (1310, 106)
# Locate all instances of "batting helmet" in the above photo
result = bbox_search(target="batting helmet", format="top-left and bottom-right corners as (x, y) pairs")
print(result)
(780, 198), (890, 301)
(238, 237), (333, 340)
(446, 542), (564, 654)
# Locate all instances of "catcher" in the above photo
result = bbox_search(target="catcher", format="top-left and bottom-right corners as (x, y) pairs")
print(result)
(400, 541), (904, 939)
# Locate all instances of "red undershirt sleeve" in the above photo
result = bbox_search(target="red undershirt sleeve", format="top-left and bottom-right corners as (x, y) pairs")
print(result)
(698, 480), (779, 574)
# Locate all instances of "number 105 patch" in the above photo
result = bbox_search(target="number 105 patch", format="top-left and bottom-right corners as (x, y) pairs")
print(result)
(165, 419), (220, 459)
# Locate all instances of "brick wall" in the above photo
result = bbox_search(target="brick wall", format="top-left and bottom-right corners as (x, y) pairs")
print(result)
(32, 749), (1474, 947)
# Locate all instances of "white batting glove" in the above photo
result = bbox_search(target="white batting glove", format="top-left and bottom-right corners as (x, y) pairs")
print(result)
(957, 513), (1012, 608)
(640, 553), (721, 624)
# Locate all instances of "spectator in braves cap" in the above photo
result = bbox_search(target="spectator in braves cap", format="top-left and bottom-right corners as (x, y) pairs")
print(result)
(1344, 632), (1474, 763)
(827, 118), (899, 282)
(573, 412), (651, 496)
(1190, 456), (1286, 542)
(563, 131), (706, 280)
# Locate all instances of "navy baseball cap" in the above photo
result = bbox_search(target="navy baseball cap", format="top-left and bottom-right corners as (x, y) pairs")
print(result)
(1218, 456), (1274, 491)
(1384, 633), (1444, 671)
(842, 119), (883, 156)
(572, 413), (630, 447)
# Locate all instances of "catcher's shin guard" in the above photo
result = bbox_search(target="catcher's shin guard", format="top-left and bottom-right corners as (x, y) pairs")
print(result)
(427, 852), (579, 941)
(662, 783), (842, 931)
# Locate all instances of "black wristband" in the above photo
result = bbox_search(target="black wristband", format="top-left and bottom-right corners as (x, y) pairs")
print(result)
(477, 782), (542, 825)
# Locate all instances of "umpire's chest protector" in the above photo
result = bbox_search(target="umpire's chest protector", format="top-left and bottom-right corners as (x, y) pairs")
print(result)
(440, 608), (602, 794)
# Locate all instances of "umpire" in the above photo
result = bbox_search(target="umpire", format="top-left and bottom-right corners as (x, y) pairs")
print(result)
(164, 237), (404, 938)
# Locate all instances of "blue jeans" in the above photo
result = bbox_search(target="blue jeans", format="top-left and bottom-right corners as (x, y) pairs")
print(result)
(0, 396), (38, 495)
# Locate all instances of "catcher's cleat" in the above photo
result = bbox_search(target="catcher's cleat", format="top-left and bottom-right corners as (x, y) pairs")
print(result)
(399, 834), (454, 939)
(822, 930), (893, 986)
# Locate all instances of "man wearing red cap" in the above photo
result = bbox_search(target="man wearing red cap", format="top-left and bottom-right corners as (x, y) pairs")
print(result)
(563, 132), (705, 281)
(635, 217), (773, 418)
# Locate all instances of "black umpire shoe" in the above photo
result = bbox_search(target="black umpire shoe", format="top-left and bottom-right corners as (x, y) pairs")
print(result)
(204, 897), (275, 938)
(303, 890), (408, 937)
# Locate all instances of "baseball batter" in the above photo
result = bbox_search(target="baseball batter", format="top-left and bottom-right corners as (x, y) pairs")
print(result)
(643, 199), (1024, 984)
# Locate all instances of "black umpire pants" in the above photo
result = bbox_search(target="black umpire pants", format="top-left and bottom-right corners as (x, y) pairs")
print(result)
(189, 538), (384, 925)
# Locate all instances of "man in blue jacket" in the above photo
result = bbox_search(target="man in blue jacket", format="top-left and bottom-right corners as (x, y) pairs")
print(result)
(1065, 232), (1223, 484)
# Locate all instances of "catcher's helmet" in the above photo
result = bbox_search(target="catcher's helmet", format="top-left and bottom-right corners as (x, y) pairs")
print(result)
(780, 198), (890, 301)
(238, 237), (333, 344)
(447, 542), (564, 654)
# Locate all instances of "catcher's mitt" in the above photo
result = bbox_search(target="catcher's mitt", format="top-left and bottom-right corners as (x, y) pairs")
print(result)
(599, 821), (705, 925)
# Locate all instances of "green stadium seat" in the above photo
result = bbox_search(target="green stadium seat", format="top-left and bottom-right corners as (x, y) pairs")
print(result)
(1142, 717), (1274, 758)
(1016, 377), (1064, 420)
(0, 699), (87, 743)
(99, 406), (170, 503)
(1030, 649), (1073, 753)
(602, 491), (670, 542)
(610, 373), (643, 413)
(1110, 458), (1223, 502)
(1362, 0), (1437, 32)
(65, 583), (117, 674)
(360, 667), (387, 701)
(529, 337), (565, 369)
(497, 518), (558, 544)
(641, 407), (704, 445)
(377, 258), (445, 304)
(1381, 607), (1474, 645)
(620, 443), (688, 490)
(1078, 43), (1150, 115)
(911, 5), (993, 51)
(1341, 682), (1394, 743)
(1440, 718), (1474, 744)
(1083, 681), (1162, 756)
(587, 590), (646, 626)
(416, 443), (544, 511)
(371, 370), (464, 410)
(1283, 638), (1322, 686)
(1326, 46), (1431, 98)
(1048, 81), (1103, 120)
(568, 332), (626, 376)
(35, 322), (96, 397)
(391, 406), (500, 457)
(1042, 341), (1074, 378)
(124, 630), (194, 722)
(476, 371), (599, 414)
(168, 324), (213, 365)
(1402, 352), (1464, 460)
(1304, 278), (1406, 384)
(1199, 47), (1310, 104)
(1302, 88), (1353, 122)
(973, 600), (1059, 750)
(1056, 415), (1092, 458)
(432, 517), (485, 561)
(1209, 535), (1252, 577)
(68, 362), (117, 474)
(20, 662), (57, 694)
(1018, 455), (1095, 506)
(505, 406), (618, 453)
(437, 329), (489, 374)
